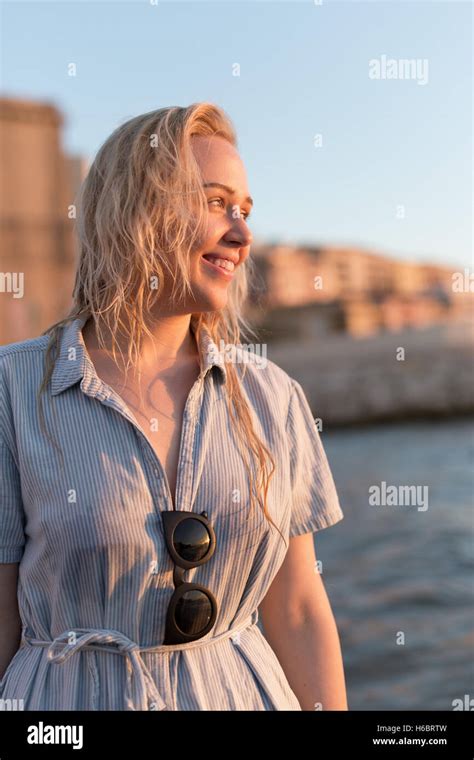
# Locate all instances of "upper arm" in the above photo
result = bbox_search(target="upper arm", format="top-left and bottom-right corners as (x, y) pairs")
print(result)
(259, 379), (344, 630)
(0, 563), (20, 616)
(259, 534), (329, 629)
(0, 440), (25, 565)
(0, 437), (23, 643)
(0, 361), (26, 565)
(285, 379), (344, 538)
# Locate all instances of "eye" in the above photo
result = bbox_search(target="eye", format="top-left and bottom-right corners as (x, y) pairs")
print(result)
(208, 197), (252, 221)
(208, 197), (225, 210)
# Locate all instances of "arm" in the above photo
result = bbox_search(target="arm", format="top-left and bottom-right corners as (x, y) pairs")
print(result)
(0, 563), (22, 680)
(259, 533), (348, 711)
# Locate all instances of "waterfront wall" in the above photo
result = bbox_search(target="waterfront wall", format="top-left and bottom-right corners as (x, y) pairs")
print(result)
(266, 320), (474, 426)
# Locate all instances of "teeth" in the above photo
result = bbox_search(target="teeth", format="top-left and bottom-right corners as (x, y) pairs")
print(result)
(205, 256), (235, 271)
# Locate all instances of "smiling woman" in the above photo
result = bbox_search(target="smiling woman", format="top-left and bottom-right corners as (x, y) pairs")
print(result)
(0, 102), (346, 711)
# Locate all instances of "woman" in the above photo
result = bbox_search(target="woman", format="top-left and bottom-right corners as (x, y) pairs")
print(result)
(0, 102), (347, 711)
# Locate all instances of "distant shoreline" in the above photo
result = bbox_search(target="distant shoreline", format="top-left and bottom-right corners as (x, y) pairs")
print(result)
(318, 410), (474, 432)
(266, 320), (474, 427)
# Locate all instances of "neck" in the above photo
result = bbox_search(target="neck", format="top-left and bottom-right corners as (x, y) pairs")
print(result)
(82, 311), (200, 374)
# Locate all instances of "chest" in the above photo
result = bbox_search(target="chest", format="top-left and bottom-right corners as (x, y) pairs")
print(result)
(19, 362), (292, 565)
(99, 366), (201, 510)
(130, 394), (182, 507)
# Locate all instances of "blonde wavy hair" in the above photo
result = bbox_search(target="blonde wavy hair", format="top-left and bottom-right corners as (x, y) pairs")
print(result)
(38, 102), (286, 547)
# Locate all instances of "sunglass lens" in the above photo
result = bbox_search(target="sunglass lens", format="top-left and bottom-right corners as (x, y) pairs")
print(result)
(175, 590), (213, 635)
(173, 518), (211, 562)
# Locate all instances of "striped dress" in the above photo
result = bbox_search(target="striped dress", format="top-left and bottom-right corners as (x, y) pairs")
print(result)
(0, 315), (344, 710)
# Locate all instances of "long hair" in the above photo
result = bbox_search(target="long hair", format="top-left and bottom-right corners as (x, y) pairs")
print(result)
(37, 102), (286, 548)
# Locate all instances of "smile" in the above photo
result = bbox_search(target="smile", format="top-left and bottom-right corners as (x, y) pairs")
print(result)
(201, 254), (236, 277)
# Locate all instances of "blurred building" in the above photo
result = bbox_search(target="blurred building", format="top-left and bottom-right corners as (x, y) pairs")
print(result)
(0, 97), (86, 344)
(248, 244), (473, 339)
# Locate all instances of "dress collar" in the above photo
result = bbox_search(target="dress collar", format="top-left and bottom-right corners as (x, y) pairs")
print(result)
(50, 314), (227, 396)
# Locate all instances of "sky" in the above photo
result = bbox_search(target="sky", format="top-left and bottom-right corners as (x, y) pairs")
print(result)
(0, 0), (472, 268)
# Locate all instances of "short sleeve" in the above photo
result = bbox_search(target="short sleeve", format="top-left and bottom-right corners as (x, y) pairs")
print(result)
(0, 439), (26, 563)
(286, 379), (344, 537)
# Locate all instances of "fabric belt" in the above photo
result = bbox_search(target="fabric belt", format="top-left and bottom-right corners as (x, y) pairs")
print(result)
(22, 609), (259, 711)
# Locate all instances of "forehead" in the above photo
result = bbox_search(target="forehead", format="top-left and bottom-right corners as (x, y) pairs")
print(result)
(190, 135), (249, 192)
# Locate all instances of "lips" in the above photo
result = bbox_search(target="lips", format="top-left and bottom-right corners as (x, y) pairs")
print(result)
(202, 253), (237, 273)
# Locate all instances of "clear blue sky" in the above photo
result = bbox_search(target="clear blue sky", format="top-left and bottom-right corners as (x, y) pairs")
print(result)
(1, 0), (472, 267)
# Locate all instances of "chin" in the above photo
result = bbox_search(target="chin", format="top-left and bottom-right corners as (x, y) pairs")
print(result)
(191, 286), (229, 313)
(203, 293), (229, 312)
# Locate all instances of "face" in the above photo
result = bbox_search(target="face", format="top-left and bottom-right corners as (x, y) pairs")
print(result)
(185, 135), (253, 312)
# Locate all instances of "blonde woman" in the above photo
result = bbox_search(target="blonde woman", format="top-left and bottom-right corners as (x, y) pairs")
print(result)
(0, 103), (347, 711)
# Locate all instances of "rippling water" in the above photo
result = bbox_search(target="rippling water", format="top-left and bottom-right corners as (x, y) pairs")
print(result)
(312, 418), (474, 710)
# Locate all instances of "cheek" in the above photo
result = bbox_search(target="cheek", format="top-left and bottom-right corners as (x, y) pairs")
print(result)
(191, 226), (221, 272)
(200, 217), (225, 251)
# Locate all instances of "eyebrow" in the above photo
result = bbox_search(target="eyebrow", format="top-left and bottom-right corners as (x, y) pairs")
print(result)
(203, 182), (253, 208)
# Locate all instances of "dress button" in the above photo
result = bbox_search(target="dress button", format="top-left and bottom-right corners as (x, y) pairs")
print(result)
(230, 631), (241, 645)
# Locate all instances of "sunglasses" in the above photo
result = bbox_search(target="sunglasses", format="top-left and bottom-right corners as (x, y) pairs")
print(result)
(161, 510), (218, 645)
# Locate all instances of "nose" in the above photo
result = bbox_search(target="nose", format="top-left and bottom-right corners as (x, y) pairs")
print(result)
(225, 217), (253, 250)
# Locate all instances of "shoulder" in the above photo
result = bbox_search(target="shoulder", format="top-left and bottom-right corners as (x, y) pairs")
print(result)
(0, 334), (50, 389)
(0, 334), (50, 362)
(0, 333), (57, 449)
